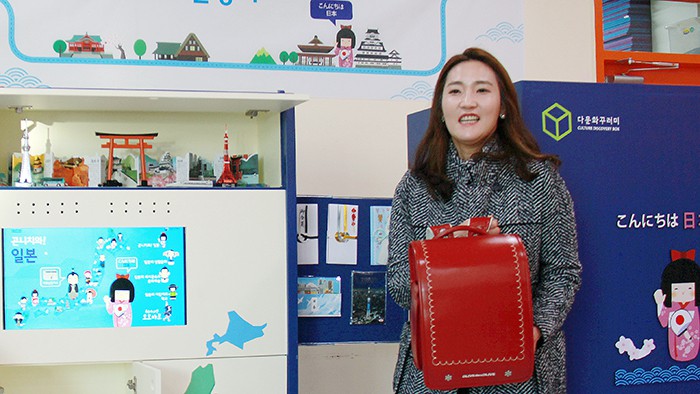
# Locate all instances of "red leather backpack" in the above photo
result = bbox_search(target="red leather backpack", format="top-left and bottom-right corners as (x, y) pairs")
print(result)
(409, 224), (534, 389)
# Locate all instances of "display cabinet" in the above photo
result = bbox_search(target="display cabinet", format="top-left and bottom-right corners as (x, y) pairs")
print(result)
(0, 88), (308, 394)
(595, 0), (700, 85)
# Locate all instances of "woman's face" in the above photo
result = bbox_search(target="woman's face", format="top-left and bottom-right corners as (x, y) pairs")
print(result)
(441, 60), (502, 160)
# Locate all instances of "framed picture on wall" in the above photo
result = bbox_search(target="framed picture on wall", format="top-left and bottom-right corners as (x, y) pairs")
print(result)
(350, 271), (386, 325)
(297, 276), (341, 317)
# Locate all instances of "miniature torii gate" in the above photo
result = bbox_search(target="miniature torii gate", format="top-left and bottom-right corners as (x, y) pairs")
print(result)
(95, 132), (158, 186)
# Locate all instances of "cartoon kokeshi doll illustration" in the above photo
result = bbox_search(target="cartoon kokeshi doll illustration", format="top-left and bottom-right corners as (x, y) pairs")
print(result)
(334, 25), (356, 68)
(67, 271), (79, 300)
(31, 289), (39, 306)
(104, 274), (135, 328)
(653, 249), (700, 361)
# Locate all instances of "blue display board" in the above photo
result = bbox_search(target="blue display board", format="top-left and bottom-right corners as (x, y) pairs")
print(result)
(3, 226), (186, 330)
(517, 81), (700, 392)
(296, 196), (406, 344)
(408, 81), (700, 392)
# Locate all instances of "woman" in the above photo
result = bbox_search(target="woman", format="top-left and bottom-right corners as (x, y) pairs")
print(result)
(387, 47), (582, 393)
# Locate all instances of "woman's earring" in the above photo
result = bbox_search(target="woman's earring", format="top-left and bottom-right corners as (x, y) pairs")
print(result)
(499, 113), (506, 119)
(441, 115), (445, 122)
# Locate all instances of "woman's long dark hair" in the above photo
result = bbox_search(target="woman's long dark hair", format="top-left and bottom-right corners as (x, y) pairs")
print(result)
(412, 47), (560, 201)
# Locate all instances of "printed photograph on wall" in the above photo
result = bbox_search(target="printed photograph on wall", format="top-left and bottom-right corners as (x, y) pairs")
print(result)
(326, 203), (358, 265)
(3, 226), (187, 330)
(297, 203), (319, 265)
(350, 271), (386, 325)
(297, 276), (341, 318)
(370, 205), (391, 265)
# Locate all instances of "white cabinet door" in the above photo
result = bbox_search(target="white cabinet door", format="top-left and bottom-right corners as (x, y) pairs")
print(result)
(132, 362), (162, 394)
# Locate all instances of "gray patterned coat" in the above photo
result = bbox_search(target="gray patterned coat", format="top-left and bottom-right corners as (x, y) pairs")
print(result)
(387, 141), (582, 394)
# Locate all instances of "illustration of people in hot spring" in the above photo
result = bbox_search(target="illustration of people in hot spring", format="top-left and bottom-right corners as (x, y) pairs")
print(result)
(653, 249), (700, 361)
(334, 25), (355, 68)
(104, 274), (135, 328)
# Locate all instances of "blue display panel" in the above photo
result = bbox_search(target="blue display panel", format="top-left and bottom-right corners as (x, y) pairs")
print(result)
(3, 226), (186, 330)
(297, 196), (405, 344)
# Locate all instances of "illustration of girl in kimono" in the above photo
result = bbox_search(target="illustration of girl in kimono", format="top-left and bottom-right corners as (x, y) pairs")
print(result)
(653, 250), (700, 361)
(104, 274), (135, 328)
(334, 25), (356, 68)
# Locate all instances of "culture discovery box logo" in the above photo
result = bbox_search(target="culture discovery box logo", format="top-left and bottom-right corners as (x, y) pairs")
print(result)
(541, 102), (621, 141)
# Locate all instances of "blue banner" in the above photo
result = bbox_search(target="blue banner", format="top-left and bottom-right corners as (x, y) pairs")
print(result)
(518, 81), (700, 392)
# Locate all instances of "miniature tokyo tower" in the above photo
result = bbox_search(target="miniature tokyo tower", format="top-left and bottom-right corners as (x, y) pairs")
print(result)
(216, 129), (242, 187)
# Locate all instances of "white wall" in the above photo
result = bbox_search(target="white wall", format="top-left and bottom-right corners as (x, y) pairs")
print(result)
(295, 99), (428, 198)
(523, 0), (596, 83)
(296, 1), (596, 393)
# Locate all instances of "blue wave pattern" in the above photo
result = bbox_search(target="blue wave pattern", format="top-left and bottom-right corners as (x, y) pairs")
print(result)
(391, 81), (434, 100)
(476, 22), (524, 43)
(614, 364), (700, 386)
(0, 67), (50, 88)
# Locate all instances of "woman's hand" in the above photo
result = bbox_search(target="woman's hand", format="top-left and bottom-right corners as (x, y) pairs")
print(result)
(484, 217), (500, 235)
(454, 216), (501, 237)
(533, 326), (542, 353)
